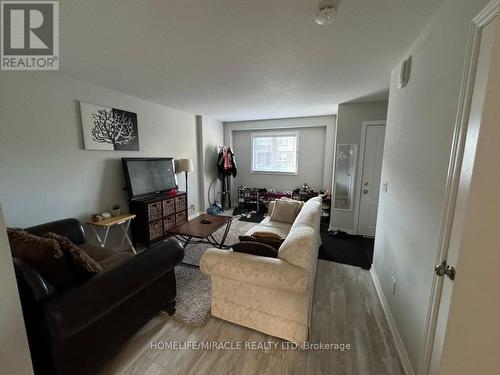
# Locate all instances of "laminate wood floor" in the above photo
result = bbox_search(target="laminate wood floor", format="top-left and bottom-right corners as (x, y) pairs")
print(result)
(100, 260), (404, 375)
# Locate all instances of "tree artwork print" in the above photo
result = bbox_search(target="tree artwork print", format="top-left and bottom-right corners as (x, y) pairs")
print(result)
(80, 102), (140, 151)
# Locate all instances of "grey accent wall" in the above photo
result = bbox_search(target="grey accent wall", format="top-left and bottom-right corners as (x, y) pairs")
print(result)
(373, 0), (490, 372)
(223, 116), (336, 199)
(0, 72), (199, 228)
(331, 101), (388, 232)
(232, 126), (326, 191)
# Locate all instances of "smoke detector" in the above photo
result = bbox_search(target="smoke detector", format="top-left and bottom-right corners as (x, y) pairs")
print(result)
(315, 0), (340, 25)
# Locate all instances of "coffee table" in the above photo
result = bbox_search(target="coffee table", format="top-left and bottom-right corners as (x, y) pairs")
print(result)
(168, 214), (233, 266)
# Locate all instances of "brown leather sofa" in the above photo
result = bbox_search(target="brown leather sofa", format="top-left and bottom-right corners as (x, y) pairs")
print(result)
(13, 218), (184, 375)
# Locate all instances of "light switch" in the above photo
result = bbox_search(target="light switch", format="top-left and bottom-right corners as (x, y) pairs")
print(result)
(382, 181), (389, 193)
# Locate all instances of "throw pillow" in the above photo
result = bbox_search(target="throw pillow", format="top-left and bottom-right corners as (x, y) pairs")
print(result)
(251, 231), (283, 241)
(238, 232), (284, 250)
(269, 199), (301, 224)
(7, 228), (78, 291)
(232, 242), (278, 258)
(43, 233), (103, 277)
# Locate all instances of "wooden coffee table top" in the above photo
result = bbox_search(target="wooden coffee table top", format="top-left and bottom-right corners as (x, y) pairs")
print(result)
(87, 214), (136, 228)
(168, 214), (232, 238)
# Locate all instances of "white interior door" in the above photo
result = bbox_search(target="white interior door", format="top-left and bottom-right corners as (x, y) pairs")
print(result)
(426, 12), (497, 375)
(357, 123), (385, 237)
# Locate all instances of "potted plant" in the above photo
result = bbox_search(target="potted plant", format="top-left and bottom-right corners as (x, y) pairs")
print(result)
(110, 204), (121, 216)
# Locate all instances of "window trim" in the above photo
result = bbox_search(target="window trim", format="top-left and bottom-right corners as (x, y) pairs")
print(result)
(250, 131), (299, 175)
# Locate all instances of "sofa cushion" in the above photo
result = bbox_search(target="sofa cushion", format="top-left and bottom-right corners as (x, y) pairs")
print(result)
(270, 200), (301, 224)
(79, 243), (116, 262)
(268, 198), (304, 217)
(79, 243), (133, 271)
(7, 228), (79, 291)
(238, 232), (283, 250)
(43, 233), (102, 277)
(278, 226), (316, 270)
(232, 242), (278, 258)
(97, 251), (135, 271)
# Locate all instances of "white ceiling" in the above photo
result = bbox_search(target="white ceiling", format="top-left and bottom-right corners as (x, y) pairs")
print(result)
(60, 0), (444, 122)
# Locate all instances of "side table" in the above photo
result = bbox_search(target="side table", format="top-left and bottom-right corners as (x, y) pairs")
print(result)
(87, 213), (136, 254)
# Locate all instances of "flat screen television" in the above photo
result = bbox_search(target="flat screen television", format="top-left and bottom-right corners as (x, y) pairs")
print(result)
(122, 157), (178, 200)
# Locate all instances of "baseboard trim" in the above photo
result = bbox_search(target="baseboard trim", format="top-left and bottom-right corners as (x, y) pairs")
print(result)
(370, 268), (415, 375)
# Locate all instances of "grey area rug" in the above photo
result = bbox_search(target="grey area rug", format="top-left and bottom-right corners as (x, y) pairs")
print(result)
(173, 218), (256, 326)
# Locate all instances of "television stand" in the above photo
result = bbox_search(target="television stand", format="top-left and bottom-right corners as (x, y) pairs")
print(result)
(129, 191), (187, 248)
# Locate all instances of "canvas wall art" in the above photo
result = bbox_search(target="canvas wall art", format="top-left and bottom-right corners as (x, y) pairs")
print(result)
(80, 101), (140, 151)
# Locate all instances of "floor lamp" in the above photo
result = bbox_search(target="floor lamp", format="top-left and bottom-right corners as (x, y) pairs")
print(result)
(177, 159), (194, 196)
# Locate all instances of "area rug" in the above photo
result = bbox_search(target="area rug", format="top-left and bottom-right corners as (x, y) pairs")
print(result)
(172, 218), (257, 326)
(173, 265), (212, 326)
(239, 212), (265, 223)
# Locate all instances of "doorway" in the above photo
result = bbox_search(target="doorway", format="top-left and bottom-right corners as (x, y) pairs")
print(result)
(355, 121), (386, 237)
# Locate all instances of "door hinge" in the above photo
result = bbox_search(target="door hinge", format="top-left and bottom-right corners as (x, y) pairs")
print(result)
(434, 261), (456, 280)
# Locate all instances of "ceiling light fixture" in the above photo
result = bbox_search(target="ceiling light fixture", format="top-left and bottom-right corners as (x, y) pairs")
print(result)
(315, 0), (340, 25)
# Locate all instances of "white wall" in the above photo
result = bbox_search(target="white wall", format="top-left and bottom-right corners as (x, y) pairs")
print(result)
(0, 205), (33, 375)
(332, 101), (388, 232)
(224, 116), (336, 201)
(196, 116), (224, 211)
(0, 72), (199, 228)
(372, 0), (491, 372)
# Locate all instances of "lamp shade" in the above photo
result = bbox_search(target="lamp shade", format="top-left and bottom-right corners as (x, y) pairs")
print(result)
(177, 158), (194, 173)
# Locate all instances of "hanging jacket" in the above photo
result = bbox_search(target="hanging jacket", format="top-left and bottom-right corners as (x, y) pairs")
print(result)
(217, 147), (237, 179)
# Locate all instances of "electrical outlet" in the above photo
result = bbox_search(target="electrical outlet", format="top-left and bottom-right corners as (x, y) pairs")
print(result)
(190, 204), (195, 212)
(391, 276), (397, 295)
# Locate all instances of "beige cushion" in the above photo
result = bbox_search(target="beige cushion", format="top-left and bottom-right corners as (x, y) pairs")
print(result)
(270, 200), (301, 224)
(278, 226), (316, 270)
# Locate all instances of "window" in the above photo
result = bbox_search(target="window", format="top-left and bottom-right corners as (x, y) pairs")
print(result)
(252, 133), (298, 174)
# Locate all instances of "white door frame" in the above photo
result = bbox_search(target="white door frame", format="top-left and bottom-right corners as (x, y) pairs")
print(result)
(417, 2), (499, 374)
(353, 120), (386, 236)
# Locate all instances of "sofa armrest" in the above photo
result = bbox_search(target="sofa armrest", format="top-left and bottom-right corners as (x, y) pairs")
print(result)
(44, 239), (184, 340)
(200, 248), (309, 294)
(13, 257), (57, 303)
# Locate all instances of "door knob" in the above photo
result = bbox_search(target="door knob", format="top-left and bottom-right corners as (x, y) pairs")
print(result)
(444, 265), (456, 280)
(363, 189), (368, 194)
(435, 261), (456, 280)
(435, 262), (446, 277)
